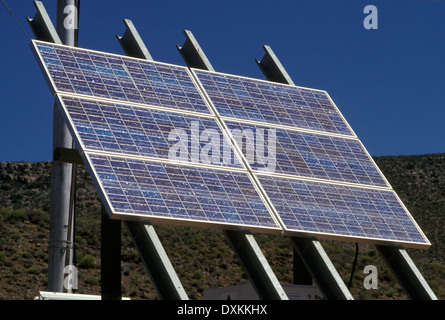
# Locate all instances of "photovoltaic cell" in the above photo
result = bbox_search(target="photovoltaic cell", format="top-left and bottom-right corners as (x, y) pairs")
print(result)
(57, 95), (243, 168)
(257, 174), (429, 246)
(224, 120), (388, 187)
(32, 41), (210, 115)
(86, 153), (280, 231)
(192, 69), (354, 136)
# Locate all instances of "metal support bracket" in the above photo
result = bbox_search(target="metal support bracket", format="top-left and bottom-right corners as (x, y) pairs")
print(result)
(224, 230), (288, 300)
(54, 147), (83, 165)
(291, 237), (353, 300)
(26, 1), (62, 44)
(376, 245), (437, 300)
(177, 30), (288, 300)
(116, 19), (153, 61)
(177, 30), (215, 72)
(255, 45), (294, 86)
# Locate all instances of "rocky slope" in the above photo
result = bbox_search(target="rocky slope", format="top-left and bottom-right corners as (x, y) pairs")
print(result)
(0, 154), (444, 300)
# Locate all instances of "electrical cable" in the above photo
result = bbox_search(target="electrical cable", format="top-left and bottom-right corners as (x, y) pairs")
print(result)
(348, 242), (359, 289)
(1, 0), (32, 41)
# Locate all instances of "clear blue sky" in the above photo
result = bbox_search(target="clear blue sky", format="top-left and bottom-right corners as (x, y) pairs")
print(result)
(1, 0), (444, 162)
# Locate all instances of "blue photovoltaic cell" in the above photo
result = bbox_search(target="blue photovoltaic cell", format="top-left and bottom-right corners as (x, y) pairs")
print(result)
(257, 174), (429, 245)
(225, 121), (388, 187)
(193, 69), (354, 136)
(32, 41), (210, 114)
(87, 153), (280, 230)
(58, 95), (243, 168)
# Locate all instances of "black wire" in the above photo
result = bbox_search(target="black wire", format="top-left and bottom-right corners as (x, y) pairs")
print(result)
(348, 242), (359, 289)
(1, 0), (32, 41)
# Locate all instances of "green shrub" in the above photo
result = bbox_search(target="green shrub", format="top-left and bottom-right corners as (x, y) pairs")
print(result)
(78, 254), (97, 269)
(0, 208), (25, 222)
(28, 266), (40, 275)
(0, 251), (6, 264)
(25, 210), (49, 226)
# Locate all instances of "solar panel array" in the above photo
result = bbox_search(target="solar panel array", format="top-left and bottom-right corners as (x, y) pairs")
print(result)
(32, 40), (430, 248)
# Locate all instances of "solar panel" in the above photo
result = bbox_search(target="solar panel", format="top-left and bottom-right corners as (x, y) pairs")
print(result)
(31, 40), (430, 248)
(192, 68), (354, 136)
(32, 41), (210, 115)
(85, 153), (281, 232)
(56, 95), (244, 168)
(257, 174), (428, 247)
(223, 120), (389, 187)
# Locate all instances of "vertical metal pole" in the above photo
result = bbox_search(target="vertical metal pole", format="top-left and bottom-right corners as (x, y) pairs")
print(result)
(101, 206), (122, 300)
(177, 30), (288, 300)
(116, 19), (189, 300)
(47, 0), (79, 293)
(255, 45), (353, 300)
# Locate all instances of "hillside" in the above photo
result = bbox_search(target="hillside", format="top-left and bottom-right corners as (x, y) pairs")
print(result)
(0, 154), (444, 300)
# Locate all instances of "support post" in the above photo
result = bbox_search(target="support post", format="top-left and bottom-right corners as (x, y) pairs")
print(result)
(224, 230), (288, 300)
(28, 0), (78, 293)
(255, 45), (353, 300)
(177, 29), (288, 300)
(291, 238), (353, 300)
(116, 20), (188, 300)
(255, 45), (294, 85)
(376, 246), (437, 300)
(26, 1), (62, 44)
(101, 206), (122, 300)
(176, 30), (215, 71)
(116, 19), (153, 61)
